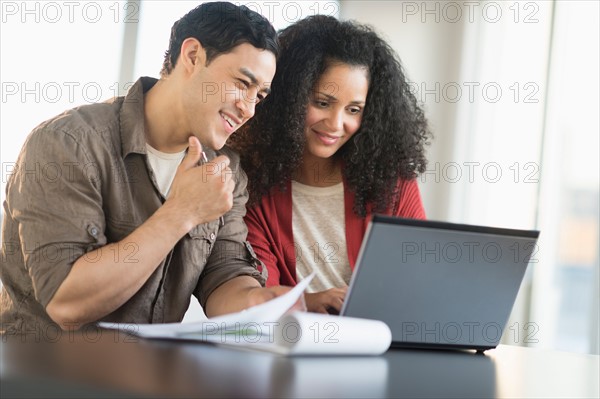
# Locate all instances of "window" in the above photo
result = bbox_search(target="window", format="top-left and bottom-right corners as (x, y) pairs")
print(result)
(530, 0), (599, 354)
(1, 1), (125, 204)
(436, 0), (599, 353)
(131, 1), (340, 81)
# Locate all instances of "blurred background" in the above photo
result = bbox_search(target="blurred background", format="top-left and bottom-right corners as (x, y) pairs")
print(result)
(1, 0), (598, 354)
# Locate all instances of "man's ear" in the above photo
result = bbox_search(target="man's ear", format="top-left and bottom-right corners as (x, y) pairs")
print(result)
(179, 37), (207, 73)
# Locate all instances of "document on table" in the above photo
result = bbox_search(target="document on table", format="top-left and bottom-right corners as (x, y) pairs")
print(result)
(98, 273), (392, 356)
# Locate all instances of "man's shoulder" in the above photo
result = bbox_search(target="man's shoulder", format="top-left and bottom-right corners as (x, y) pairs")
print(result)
(36, 98), (124, 140)
(18, 98), (127, 167)
(219, 145), (242, 169)
(219, 145), (239, 158)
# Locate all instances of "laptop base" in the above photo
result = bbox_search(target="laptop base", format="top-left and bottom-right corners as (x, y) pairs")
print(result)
(389, 341), (495, 353)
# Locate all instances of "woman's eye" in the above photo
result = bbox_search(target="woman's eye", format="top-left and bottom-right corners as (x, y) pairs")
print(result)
(349, 107), (362, 114)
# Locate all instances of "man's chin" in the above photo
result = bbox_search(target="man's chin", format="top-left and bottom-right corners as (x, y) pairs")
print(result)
(214, 133), (235, 150)
(212, 139), (228, 151)
(198, 136), (226, 151)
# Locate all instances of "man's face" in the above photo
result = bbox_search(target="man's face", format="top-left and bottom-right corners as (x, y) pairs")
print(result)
(183, 43), (276, 150)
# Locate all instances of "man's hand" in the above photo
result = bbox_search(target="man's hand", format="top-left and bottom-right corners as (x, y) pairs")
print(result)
(166, 136), (235, 230)
(304, 287), (348, 314)
(46, 137), (237, 329)
(246, 286), (307, 312)
(205, 276), (306, 317)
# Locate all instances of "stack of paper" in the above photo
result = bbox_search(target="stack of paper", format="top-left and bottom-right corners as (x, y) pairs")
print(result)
(98, 274), (391, 356)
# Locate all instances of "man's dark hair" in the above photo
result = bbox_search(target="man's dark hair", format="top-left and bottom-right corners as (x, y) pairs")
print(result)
(160, 2), (278, 76)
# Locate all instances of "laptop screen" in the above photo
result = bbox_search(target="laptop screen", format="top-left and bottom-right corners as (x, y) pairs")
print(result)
(341, 215), (539, 351)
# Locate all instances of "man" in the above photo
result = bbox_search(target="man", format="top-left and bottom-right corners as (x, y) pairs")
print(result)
(0, 2), (287, 333)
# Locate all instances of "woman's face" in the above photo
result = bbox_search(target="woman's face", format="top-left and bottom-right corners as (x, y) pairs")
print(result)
(303, 63), (369, 160)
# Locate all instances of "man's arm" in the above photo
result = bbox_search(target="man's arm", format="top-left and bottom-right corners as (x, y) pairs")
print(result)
(194, 146), (301, 317)
(204, 275), (291, 316)
(47, 137), (232, 329)
(46, 202), (189, 328)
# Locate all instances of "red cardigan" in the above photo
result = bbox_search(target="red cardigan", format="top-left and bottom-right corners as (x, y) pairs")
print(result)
(245, 179), (426, 287)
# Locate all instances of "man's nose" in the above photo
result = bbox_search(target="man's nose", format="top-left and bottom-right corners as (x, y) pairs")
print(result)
(237, 92), (256, 119)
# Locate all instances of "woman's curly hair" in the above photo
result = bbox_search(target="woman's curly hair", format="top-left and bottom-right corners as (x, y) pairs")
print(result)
(231, 15), (431, 217)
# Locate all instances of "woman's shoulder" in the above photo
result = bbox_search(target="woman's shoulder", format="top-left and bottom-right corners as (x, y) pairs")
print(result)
(248, 181), (292, 209)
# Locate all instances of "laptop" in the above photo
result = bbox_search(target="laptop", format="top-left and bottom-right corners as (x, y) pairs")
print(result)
(340, 215), (540, 352)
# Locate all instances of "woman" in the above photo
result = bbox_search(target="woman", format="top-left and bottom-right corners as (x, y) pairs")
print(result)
(231, 15), (432, 314)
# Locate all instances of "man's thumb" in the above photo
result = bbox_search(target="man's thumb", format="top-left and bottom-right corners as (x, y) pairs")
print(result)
(181, 136), (203, 169)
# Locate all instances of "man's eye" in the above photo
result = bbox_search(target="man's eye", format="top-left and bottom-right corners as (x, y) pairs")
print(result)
(238, 79), (250, 88)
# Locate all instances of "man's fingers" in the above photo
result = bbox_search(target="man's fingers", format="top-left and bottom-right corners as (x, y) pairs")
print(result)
(200, 155), (231, 180)
(211, 155), (231, 171)
(180, 136), (203, 170)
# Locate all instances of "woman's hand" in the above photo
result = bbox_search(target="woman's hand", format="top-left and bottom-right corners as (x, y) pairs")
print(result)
(304, 287), (348, 314)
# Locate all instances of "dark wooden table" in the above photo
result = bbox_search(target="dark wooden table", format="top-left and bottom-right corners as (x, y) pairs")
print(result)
(1, 329), (598, 398)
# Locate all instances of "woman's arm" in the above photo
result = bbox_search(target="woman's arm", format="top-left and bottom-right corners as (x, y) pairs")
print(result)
(245, 204), (282, 286)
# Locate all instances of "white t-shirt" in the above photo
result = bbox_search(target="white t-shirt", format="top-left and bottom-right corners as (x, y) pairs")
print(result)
(291, 180), (352, 293)
(145, 144), (186, 197)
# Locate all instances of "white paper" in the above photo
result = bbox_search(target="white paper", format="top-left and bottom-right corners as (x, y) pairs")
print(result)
(98, 273), (314, 338)
(273, 312), (391, 356)
(98, 272), (393, 355)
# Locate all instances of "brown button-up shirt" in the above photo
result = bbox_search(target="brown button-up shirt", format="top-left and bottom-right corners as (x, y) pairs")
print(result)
(1, 77), (266, 333)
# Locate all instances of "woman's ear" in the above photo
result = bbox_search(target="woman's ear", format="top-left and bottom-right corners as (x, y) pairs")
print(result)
(179, 37), (206, 73)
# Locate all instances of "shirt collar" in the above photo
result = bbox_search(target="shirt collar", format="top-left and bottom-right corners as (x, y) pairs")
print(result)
(119, 77), (158, 158)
